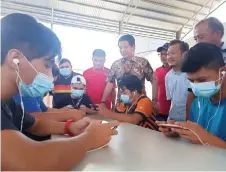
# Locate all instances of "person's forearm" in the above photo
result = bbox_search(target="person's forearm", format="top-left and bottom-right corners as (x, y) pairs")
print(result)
(7, 132), (90, 170)
(107, 111), (138, 124)
(102, 82), (114, 102)
(111, 89), (116, 106)
(35, 133), (90, 170)
(31, 112), (71, 122)
(85, 108), (96, 114)
(31, 110), (84, 122)
(151, 74), (158, 100)
(204, 133), (226, 149)
(28, 119), (65, 136)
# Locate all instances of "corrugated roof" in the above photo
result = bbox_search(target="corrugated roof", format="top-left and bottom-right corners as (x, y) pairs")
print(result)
(1, 0), (225, 40)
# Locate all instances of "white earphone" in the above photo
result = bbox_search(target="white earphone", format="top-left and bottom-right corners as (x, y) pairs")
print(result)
(13, 58), (19, 65)
(221, 71), (226, 75)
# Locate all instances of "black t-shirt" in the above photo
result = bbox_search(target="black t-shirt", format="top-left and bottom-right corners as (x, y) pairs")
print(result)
(54, 94), (95, 110)
(52, 72), (80, 108)
(1, 99), (35, 132)
(1, 99), (50, 141)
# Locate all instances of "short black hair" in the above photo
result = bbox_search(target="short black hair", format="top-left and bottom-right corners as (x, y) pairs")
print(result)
(169, 40), (189, 53)
(195, 17), (224, 38)
(119, 75), (143, 94)
(52, 63), (59, 77)
(181, 43), (225, 73)
(59, 58), (72, 66)
(92, 49), (106, 57)
(118, 34), (135, 46)
(1, 13), (61, 65)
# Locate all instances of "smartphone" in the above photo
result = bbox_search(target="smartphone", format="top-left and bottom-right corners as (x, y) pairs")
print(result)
(158, 123), (188, 130)
(101, 120), (118, 129)
(91, 104), (99, 111)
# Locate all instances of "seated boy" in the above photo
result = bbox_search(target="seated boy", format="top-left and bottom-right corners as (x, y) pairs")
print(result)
(61, 75), (97, 114)
(157, 43), (226, 149)
(99, 75), (158, 130)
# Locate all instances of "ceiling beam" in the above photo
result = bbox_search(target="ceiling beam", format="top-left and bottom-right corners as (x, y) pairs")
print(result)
(176, 0), (212, 8)
(140, 0), (207, 16)
(59, 0), (193, 27)
(95, 0), (197, 21)
(2, 5), (175, 38)
(1, 0), (178, 33)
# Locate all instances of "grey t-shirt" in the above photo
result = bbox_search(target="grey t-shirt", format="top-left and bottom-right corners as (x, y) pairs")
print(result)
(165, 69), (190, 121)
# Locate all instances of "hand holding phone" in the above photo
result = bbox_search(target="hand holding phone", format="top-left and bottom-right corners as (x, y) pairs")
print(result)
(101, 120), (118, 129)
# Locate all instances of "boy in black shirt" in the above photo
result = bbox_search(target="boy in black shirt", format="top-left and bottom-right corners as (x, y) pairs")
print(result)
(1, 13), (119, 170)
(63, 75), (98, 114)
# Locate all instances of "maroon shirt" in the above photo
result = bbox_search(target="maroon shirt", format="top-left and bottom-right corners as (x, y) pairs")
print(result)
(155, 66), (171, 115)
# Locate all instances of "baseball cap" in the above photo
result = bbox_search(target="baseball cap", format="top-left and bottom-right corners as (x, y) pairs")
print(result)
(157, 43), (169, 52)
(71, 75), (86, 85)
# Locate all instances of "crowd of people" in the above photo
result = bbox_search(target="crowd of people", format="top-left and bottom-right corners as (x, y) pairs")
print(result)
(1, 13), (226, 170)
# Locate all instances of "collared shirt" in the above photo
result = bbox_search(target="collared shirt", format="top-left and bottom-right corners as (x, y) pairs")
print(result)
(155, 66), (171, 115)
(190, 97), (226, 141)
(83, 67), (116, 109)
(108, 56), (154, 99)
(115, 94), (158, 130)
(221, 42), (226, 64)
(165, 69), (190, 121)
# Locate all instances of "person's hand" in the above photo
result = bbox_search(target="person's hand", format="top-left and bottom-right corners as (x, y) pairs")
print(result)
(98, 104), (111, 118)
(156, 120), (178, 137)
(69, 117), (91, 136)
(152, 102), (159, 115)
(67, 109), (85, 121)
(172, 121), (210, 144)
(84, 120), (120, 150)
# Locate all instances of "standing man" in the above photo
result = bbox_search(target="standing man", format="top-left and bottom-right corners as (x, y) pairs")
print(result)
(165, 40), (190, 121)
(187, 17), (226, 118)
(101, 34), (158, 108)
(83, 49), (116, 109)
(194, 17), (225, 62)
(155, 43), (171, 121)
(52, 58), (80, 108)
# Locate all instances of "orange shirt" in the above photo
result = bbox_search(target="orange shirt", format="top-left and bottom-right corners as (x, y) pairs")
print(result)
(115, 94), (158, 130)
(83, 67), (116, 109)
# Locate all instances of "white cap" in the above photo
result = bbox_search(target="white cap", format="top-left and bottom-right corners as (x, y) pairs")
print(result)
(71, 75), (86, 85)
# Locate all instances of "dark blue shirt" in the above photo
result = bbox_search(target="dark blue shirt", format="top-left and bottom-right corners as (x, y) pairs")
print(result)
(14, 94), (48, 113)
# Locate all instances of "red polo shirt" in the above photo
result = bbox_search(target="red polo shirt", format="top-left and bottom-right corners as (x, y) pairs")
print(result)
(155, 66), (171, 115)
(83, 67), (116, 109)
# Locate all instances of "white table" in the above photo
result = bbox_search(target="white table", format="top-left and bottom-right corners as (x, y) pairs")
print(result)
(53, 121), (226, 171)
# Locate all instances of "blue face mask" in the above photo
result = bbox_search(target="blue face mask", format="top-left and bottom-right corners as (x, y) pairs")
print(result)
(15, 54), (54, 98)
(191, 81), (221, 98)
(60, 68), (71, 77)
(120, 94), (132, 104)
(19, 73), (53, 97)
(72, 89), (84, 98)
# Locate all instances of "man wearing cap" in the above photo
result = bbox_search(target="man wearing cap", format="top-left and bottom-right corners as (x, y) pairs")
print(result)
(61, 75), (97, 114)
(155, 43), (171, 121)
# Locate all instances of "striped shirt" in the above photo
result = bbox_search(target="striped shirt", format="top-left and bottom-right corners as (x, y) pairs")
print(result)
(165, 69), (190, 121)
